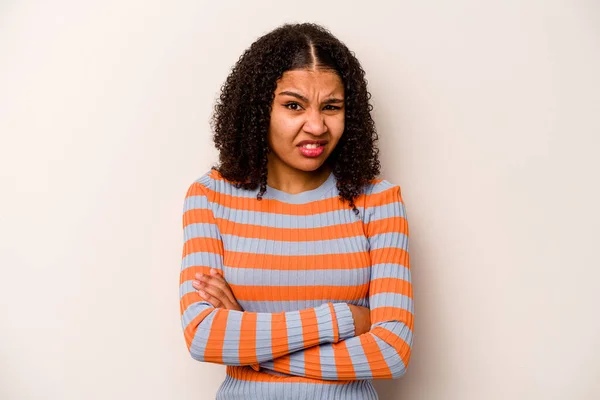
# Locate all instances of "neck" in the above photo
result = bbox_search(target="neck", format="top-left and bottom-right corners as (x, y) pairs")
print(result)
(266, 162), (332, 194)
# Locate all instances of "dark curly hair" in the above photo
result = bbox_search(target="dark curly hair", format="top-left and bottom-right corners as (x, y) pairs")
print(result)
(210, 22), (381, 217)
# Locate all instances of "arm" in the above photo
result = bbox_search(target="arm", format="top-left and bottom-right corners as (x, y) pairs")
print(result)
(179, 179), (356, 366)
(255, 182), (414, 380)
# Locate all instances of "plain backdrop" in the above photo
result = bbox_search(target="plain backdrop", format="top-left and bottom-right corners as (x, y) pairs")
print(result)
(1, 1), (599, 399)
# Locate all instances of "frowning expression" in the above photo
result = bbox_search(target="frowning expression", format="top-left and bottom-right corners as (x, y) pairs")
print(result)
(267, 68), (345, 174)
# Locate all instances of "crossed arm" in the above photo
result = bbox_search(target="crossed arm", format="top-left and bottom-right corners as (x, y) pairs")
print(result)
(179, 179), (413, 380)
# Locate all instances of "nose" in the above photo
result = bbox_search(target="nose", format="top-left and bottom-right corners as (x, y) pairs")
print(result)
(302, 108), (327, 136)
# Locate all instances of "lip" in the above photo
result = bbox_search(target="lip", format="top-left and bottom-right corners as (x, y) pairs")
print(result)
(297, 140), (328, 146)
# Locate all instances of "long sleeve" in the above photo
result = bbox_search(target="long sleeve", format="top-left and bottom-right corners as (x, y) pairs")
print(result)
(179, 180), (356, 365)
(255, 182), (414, 380)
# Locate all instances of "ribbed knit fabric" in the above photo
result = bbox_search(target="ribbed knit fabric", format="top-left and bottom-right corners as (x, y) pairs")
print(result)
(179, 168), (413, 399)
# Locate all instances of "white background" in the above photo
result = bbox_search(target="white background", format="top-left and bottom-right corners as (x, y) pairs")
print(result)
(1, 1), (599, 399)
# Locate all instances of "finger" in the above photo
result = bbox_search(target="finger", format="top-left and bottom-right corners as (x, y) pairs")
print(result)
(197, 281), (232, 309)
(200, 274), (238, 306)
(192, 280), (226, 308)
(207, 271), (238, 305)
(197, 289), (223, 308)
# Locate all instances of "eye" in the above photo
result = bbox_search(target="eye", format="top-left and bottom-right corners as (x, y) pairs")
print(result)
(284, 102), (303, 111)
(323, 105), (341, 111)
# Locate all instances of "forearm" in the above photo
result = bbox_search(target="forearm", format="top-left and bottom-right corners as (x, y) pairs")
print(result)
(256, 316), (412, 380)
(181, 293), (355, 365)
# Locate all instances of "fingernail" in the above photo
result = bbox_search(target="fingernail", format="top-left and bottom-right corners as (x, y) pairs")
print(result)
(192, 280), (199, 286)
(210, 268), (219, 275)
(198, 290), (206, 297)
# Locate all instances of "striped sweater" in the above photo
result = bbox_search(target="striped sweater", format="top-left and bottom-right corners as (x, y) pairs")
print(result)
(179, 168), (413, 399)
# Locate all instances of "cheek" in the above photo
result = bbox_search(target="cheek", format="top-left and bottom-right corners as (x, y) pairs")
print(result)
(327, 115), (345, 135)
(270, 112), (303, 135)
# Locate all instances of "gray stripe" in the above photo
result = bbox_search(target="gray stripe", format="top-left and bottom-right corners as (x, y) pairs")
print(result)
(182, 252), (223, 269)
(319, 344), (338, 380)
(179, 280), (196, 297)
(238, 298), (369, 313)
(315, 305), (335, 342)
(370, 293), (413, 313)
(284, 311), (304, 353)
(223, 267), (371, 287)
(370, 264), (411, 281)
(346, 336), (372, 379)
(181, 301), (212, 330)
(217, 376), (378, 399)
(189, 310), (216, 362)
(287, 348), (305, 376)
(184, 223), (221, 240)
(369, 232), (409, 251)
(222, 312), (242, 364)
(183, 195), (211, 212)
(255, 313), (272, 361)
(367, 202), (406, 223)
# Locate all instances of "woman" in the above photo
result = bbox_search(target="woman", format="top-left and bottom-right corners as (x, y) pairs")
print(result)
(179, 22), (413, 399)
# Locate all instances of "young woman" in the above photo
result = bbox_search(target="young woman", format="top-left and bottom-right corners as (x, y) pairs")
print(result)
(179, 22), (413, 399)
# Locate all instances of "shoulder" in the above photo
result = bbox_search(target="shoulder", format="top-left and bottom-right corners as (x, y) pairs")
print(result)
(363, 177), (404, 202)
(362, 177), (406, 223)
(185, 168), (257, 203)
(183, 168), (220, 200)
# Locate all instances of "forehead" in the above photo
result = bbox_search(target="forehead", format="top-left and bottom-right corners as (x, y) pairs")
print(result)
(276, 69), (344, 93)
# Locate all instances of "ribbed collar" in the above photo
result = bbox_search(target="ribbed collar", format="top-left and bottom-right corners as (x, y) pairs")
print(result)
(265, 171), (336, 204)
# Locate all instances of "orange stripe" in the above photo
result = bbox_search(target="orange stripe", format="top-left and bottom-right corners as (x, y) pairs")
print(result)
(272, 355), (292, 376)
(359, 334), (392, 378)
(332, 340), (356, 380)
(369, 247), (410, 268)
(180, 265), (211, 283)
(238, 312), (258, 364)
(229, 284), (368, 302)
(223, 251), (370, 270)
(183, 208), (215, 226)
(224, 366), (351, 384)
(203, 310), (229, 363)
(216, 217), (365, 241)
(366, 216), (408, 237)
(299, 308), (320, 347)
(183, 308), (213, 351)
(371, 307), (414, 327)
(369, 277), (413, 298)
(303, 345), (322, 380)
(371, 326), (412, 371)
(270, 313), (290, 374)
(185, 181), (208, 197)
(180, 291), (203, 315)
(182, 237), (224, 258)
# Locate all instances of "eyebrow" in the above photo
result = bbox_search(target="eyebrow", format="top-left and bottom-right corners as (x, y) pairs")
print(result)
(278, 91), (344, 104)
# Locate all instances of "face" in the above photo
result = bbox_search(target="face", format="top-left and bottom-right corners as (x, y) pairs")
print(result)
(266, 68), (345, 177)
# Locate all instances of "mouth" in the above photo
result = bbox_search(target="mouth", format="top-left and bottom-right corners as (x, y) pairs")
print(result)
(298, 143), (325, 149)
(298, 143), (326, 157)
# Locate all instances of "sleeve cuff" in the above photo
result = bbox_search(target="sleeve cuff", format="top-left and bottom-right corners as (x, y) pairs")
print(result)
(332, 302), (355, 341)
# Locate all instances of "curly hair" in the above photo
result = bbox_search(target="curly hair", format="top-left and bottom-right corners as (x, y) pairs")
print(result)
(210, 22), (381, 217)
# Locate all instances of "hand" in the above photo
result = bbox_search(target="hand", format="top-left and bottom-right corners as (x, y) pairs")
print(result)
(192, 268), (243, 311)
(348, 304), (371, 336)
